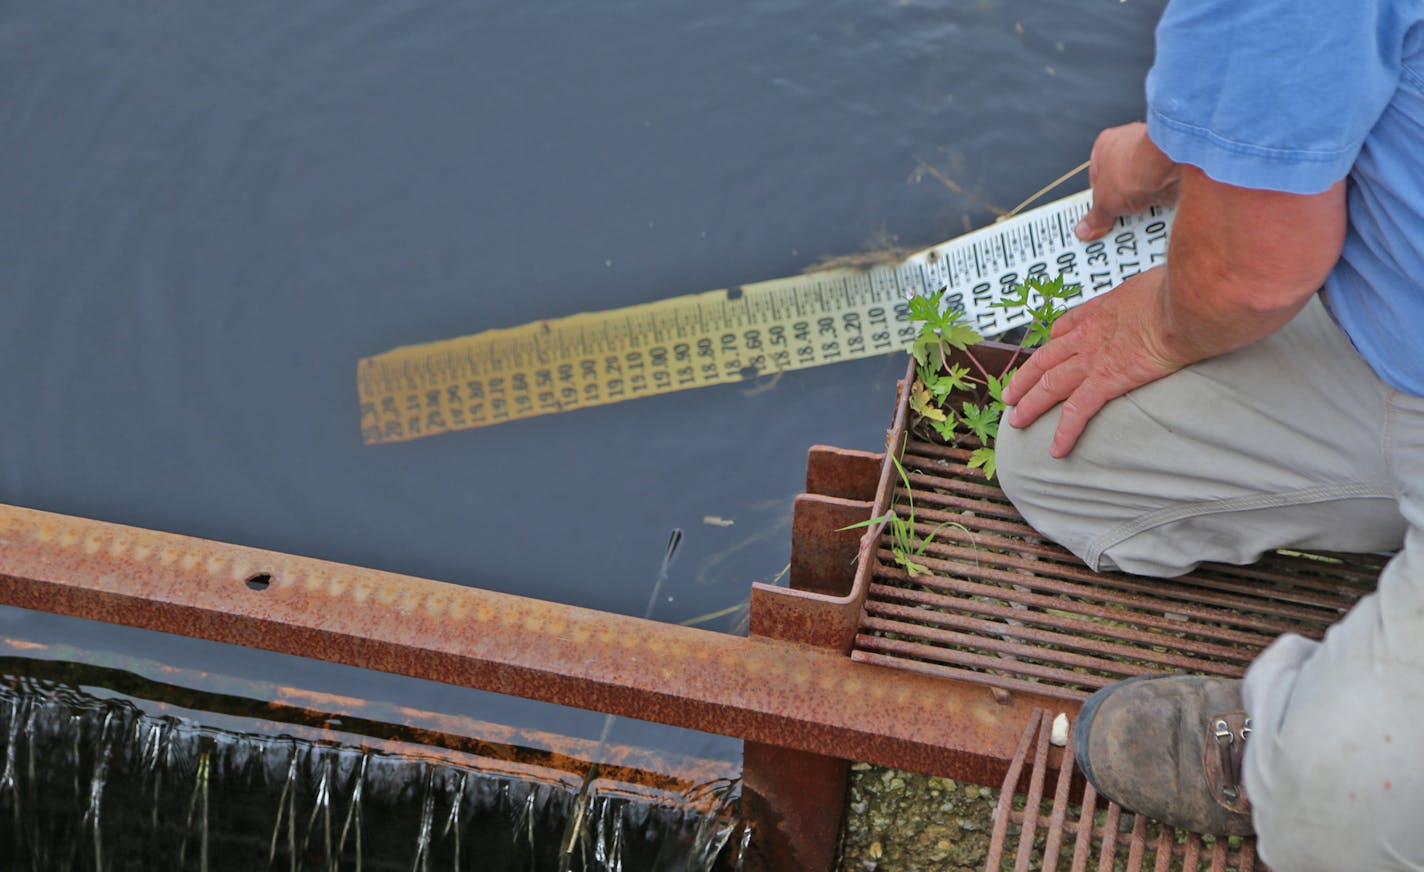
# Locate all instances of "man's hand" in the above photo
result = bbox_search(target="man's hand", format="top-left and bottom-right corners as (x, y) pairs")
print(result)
(1002, 267), (1188, 457)
(1076, 122), (1182, 241)
(1003, 165), (1346, 459)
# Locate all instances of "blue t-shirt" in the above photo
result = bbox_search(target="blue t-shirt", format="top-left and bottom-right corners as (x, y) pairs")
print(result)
(1145, 0), (1424, 396)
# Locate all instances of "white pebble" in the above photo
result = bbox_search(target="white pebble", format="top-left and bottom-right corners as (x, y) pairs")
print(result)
(1050, 712), (1069, 747)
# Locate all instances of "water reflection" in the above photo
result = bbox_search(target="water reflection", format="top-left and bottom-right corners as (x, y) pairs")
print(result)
(0, 0), (1165, 755)
(0, 0), (1166, 626)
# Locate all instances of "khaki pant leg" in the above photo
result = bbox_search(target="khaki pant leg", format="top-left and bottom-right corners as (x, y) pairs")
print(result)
(995, 295), (1405, 578)
(1243, 387), (1424, 871)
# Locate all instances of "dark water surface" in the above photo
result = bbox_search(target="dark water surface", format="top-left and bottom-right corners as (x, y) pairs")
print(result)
(0, 1), (1163, 754)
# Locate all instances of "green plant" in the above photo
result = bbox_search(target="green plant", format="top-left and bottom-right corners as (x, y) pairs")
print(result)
(842, 453), (963, 577)
(839, 273), (1078, 576)
(906, 273), (1080, 479)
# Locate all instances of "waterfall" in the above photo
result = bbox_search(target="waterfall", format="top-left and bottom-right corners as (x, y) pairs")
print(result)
(0, 675), (747, 871)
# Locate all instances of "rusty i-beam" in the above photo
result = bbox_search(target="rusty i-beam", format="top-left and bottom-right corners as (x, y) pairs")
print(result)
(0, 496), (1057, 776)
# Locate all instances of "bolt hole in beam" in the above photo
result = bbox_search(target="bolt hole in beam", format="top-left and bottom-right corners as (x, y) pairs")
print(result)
(245, 572), (273, 592)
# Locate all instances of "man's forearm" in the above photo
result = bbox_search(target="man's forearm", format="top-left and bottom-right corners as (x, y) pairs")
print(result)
(1153, 166), (1346, 365)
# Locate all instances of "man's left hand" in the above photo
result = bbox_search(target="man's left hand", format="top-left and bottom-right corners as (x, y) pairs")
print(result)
(1001, 266), (1190, 458)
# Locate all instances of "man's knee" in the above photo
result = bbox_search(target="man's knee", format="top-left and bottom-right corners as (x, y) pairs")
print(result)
(994, 410), (1051, 499)
(994, 408), (1109, 568)
(994, 408), (1059, 526)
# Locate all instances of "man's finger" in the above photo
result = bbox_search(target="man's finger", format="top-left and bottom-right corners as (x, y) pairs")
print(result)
(1007, 356), (1089, 430)
(1074, 207), (1114, 241)
(1048, 298), (1090, 339)
(1049, 384), (1113, 458)
(1003, 331), (1081, 405)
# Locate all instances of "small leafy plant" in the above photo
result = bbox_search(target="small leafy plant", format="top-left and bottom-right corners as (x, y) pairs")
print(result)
(842, 452), (962, 577)
(906, 273), (1081, 480)
(838, 273), (1079, 578)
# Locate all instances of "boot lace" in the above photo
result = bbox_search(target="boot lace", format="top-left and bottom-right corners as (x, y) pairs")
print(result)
(1212, 716), (1252, 804)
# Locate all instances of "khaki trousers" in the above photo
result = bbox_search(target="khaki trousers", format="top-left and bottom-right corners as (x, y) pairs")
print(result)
(996, 296), (1424, 871)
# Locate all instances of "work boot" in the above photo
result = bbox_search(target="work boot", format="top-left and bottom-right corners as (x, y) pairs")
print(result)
(1074, 674), (1255, 837)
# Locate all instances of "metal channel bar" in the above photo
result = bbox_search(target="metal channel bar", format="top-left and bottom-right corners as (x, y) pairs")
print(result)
(862, 600), (1251, 673)
(891, 505), (1359, 620)
(873, 566), (1287, 649)
(880, 527), (1353, 633)
(0, 502), (1057, 782)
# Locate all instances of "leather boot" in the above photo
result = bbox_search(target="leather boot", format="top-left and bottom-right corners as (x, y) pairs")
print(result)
(1074, 674), (1255, 837)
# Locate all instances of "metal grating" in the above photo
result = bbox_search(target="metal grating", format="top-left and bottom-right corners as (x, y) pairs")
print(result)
(852, 436), (1387, 702)
(985, 710), (1265, 872)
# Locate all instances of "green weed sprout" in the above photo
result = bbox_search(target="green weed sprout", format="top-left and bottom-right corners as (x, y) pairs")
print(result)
(841, 454), (963, 577)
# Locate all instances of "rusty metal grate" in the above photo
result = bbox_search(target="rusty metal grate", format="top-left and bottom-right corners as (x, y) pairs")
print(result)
(986, 710), (1265, 872)
(852, 436), (1386, 703)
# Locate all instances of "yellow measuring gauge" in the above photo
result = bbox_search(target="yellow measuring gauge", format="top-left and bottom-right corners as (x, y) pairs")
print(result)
(357, 190), (1174, 444)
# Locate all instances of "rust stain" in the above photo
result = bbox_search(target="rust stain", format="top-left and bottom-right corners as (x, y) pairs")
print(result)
(0, 635), (736, 794)
(0, 501), (1053, 782)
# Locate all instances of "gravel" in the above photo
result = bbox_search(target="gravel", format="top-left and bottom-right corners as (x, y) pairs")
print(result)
(837, 763), (1001, 872)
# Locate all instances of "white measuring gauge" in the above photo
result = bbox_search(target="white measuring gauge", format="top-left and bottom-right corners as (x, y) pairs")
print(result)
(357, 190), (1174, 444)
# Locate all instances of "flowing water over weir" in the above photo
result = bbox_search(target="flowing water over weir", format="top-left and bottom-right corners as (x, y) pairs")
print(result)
(0, 675), (746, 871)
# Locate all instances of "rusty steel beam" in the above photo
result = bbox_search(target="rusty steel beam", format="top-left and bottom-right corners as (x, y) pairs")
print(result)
(741, 743), (849, 872)
(742, 363), (1030, 870)
(0, 502), (1062, 785)
(803, 445), (881, 502)
(748, 382), (913, 656)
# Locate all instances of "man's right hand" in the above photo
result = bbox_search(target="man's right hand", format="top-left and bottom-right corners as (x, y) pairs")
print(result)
(1076, 122), (1182, 241)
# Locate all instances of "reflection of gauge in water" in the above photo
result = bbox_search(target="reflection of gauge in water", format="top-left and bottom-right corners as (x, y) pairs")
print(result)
(356, 191), (1173, 444)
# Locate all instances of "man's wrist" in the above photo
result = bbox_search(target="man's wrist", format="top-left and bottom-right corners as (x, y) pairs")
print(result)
(1131, 127), (1181, 206)
(1155, 260), (1312, 365)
